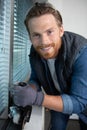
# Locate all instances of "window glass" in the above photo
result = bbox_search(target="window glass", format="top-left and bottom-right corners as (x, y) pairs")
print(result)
(13, 0), (32, 83)
(0, 0), (11, 117)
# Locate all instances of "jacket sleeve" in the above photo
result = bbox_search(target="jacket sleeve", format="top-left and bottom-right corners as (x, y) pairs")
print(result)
(61, 46), (87, 114)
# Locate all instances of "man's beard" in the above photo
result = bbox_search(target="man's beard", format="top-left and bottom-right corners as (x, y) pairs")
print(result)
(35, 43), (56, 59)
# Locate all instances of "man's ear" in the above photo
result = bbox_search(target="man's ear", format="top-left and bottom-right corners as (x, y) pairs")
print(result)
(60, 25), (64, 37)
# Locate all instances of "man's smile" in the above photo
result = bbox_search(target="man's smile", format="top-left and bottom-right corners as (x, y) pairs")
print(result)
(40, 46), (52, 52)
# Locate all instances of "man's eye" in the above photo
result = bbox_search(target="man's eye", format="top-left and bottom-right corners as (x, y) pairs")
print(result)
(47, 30), (53, 35)
(32, 34), (40, 38)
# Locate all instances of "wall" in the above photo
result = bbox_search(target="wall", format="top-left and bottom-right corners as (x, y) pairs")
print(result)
(48, 0), (87, 38)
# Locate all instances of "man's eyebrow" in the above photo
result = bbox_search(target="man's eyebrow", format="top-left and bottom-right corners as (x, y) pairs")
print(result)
(31, 32), (40, 35)
(42, 27), (55, 33)
(46, 27), (55, 31)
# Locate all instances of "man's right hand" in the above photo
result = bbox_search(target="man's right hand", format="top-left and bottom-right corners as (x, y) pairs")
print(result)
(10, 82), (44, 107)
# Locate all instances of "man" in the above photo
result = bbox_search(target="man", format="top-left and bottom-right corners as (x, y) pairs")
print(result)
(13, 2), (87, 130)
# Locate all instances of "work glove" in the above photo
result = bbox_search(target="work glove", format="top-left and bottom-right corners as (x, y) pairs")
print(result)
(11, 82), (44, 107)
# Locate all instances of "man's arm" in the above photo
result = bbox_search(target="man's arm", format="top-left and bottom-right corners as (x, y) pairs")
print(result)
(42, 94), (63, 112)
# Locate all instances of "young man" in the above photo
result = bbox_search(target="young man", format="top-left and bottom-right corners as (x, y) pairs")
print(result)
(13, 2), (87, 130)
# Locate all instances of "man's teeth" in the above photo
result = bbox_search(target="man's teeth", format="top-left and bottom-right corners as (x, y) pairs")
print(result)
(41, 47), (51, 51)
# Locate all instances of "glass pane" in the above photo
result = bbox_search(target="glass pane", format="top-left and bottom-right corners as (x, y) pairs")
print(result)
(12, 0), (32, 83)
(0, 0), (11, 117)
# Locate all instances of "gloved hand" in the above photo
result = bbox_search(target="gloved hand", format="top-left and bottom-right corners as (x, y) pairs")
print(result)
(11, 82), (44, 107)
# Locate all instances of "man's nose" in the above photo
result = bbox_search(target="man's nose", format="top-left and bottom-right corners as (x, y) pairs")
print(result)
(40, 34), (50, 45)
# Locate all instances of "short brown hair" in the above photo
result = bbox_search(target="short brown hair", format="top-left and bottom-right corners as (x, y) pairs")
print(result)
(24, 2), (63, 33)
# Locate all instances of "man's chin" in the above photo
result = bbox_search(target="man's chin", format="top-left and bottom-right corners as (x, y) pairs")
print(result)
(36, 50), (55, 59)
(41, 53), (54, 59)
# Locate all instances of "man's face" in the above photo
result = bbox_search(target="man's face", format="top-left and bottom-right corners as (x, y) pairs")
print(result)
(28, 14), (64, 59)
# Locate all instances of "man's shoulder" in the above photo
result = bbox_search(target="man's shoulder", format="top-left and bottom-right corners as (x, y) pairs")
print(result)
(63, 31), (87, 49)
(64, 31), (87, 41)
(30, 45), (36, 55)
(29, 45), (40, 59)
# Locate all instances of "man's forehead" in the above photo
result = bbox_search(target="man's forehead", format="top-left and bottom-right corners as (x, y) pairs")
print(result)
(28, 14), (57, 30)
